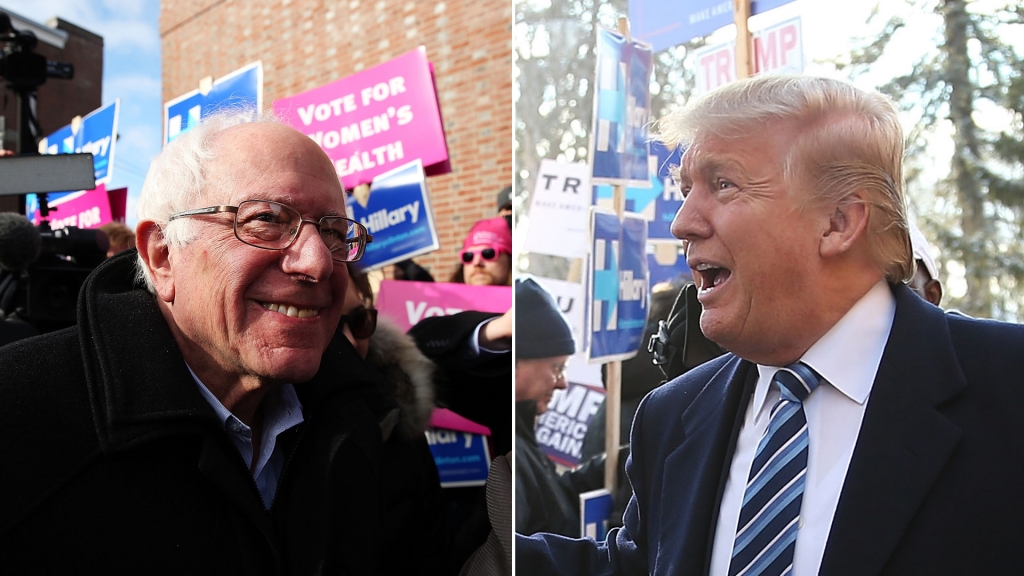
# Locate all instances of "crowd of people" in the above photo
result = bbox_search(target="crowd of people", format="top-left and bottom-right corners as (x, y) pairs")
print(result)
(3, 70), (1020, 576)
(518, 74), (1024, 576)
(0, 109), (514, 575)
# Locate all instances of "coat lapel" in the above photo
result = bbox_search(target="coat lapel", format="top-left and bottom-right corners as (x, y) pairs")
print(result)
(77, 254), (217, 452)
(819, 286), (966, 576)
(653, 357), (755, 575)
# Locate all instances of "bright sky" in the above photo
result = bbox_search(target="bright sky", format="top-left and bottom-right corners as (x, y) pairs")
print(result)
(1, 0), (160, 227)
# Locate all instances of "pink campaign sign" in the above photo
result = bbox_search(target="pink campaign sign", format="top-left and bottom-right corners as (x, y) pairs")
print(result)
(273, 47), (450, 189)
(32, 183), (113, 229)
(376, 280), (511, 332)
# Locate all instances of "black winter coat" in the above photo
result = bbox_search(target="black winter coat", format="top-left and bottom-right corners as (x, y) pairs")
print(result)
(408, 310), (512, 572)
(0, 252), (448, 575)
(514, 400), (605, 538)
(409, 310), (511, 456)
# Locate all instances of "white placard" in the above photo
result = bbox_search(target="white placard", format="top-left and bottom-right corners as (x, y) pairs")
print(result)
(525, 159), (592, 259)
(532, 276), (603, 387)
(694, 17), (804, 95)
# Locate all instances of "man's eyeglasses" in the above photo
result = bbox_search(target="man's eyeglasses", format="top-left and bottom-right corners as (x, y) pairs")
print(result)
(339, 306), (378, 339)
(460, 247), (500, 264)
(551, 361), (567, 382)
(167, 199), (373, 263)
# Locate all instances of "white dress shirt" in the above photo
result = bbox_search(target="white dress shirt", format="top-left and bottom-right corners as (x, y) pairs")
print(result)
(189, 367), (304, 509)
(709, 280), (896, 576)
(466, 317), (512, 360)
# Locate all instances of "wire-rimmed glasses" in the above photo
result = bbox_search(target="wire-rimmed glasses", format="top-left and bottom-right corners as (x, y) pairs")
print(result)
(167, 199), (373, 262)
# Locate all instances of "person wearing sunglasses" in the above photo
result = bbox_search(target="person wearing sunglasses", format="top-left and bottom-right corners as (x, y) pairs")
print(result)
(341, 264), (514, 573)
(338, 264), (435, 439)
(0, 110), (448, 573)
(449, 216), (513, 286)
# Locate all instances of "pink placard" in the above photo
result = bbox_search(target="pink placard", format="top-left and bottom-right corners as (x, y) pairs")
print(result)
(376, 280), (511, 332)
(107, 187), (128, 223)
(33, 184), (113, 229)
(430, 408), (491, 436)
(273, 47), (450, 189)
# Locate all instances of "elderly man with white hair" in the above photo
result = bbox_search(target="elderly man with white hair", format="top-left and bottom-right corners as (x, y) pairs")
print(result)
(0, 110), (448, 574)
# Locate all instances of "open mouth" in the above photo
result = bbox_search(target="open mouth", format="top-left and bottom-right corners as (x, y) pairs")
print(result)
(260, 302), (320, 319)
(693, 263), (732, 295)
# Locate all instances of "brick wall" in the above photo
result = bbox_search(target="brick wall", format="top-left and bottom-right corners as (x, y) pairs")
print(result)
(160, 0), (512, 280)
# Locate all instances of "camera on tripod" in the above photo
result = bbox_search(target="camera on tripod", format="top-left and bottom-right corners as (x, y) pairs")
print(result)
(1, 11), (75, 159)
(0, 13), (73, 90)
(0, 13), (105, 337)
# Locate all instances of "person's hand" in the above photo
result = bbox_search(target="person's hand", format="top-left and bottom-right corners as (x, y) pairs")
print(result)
(479, 308), (512, 350)
(0, 149), (14, 157)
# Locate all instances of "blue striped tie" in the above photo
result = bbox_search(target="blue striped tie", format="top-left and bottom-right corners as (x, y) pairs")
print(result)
(728, 362), (821, 576)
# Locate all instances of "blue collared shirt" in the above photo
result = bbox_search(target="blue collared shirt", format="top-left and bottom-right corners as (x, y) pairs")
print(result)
(188, 366), (304, 509)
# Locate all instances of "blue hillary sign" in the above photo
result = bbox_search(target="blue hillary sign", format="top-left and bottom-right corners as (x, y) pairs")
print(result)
(40, 99), (119, 185)
(426, 428), (491, 488)
(586, 209), (649, 362)
(648, 245), (692, 287)
(590, 27), (654, 187)
(594, 141), (683, 241)
(629, 0), (797, 51)
(347, 159), (439, 270)
(163, 61), (262, 145)
(580, 489), (614, 540)
(649, 142), (684, 240)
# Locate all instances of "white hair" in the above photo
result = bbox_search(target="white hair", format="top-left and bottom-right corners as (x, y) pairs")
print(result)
(657, 75), (913, 283)
(134, 107), (285, 291)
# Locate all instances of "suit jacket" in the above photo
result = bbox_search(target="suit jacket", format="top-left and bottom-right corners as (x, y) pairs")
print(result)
(517, 283), (1024, 575)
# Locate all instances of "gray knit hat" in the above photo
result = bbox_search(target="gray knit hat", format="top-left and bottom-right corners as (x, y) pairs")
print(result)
(515, 277), (576, 359)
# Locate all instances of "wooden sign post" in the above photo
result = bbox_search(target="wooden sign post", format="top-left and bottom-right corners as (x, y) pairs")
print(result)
(603, 16), (629, 494)
(734, 0), (753, 79)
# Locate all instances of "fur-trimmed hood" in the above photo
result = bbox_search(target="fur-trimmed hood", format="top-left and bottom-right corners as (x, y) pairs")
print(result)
(365, 316), (437, 437)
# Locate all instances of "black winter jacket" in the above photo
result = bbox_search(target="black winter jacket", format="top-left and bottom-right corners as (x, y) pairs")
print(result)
(514, 400), (605, 538)
(0, 252), (448, 575)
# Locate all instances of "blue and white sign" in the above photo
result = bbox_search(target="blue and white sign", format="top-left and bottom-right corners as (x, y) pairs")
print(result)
(649, 142), (684, 240)
(629, 0), (798, 51)
(426, 428), (491, 488)
(594, 141), (683, 240)
(580, 489), (614, 540)
(39, 99), (120, 185)
(590, 28), (654, 187)
(648, 243), (691, 287)
(536, 382), (605, 467)
(347, 159), (439, 270)
(29, 100), (120, 220)
(586, 209), (649, 363)
(163, 61), (263, 145)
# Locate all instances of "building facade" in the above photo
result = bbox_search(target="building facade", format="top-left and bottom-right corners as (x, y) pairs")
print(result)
(160, 0), (513, 280)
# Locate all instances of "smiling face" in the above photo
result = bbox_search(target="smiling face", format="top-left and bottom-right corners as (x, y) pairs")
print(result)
(161, 123), (349, 387)
(670, 127), (831, 365)
(462, 246), (511, 286)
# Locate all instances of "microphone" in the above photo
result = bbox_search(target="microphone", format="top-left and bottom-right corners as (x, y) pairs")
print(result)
(0, 212), (42, 272)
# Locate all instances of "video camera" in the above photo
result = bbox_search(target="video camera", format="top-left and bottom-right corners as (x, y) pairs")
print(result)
(0, 11), (74, 155)
(0, 13), (105, 338)
(0, 213), (109, 334)
(0, 13), (73, 87)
